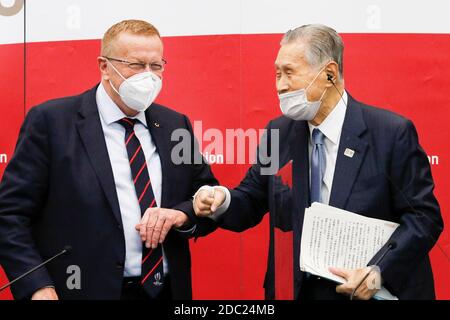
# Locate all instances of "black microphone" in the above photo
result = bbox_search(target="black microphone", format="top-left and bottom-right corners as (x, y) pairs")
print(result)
(0, 246), (72, 292)
(350, 241), (397, 300)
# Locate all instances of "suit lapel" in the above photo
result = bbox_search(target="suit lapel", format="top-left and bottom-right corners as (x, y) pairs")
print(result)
(290, 121), (310, 209)
(329, 95), (368, 209)
(76, 86), (123, 225)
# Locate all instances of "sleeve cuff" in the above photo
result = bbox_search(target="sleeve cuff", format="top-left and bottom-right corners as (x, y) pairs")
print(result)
(368, 265), (383, 286)
(175, 224), (197, 235)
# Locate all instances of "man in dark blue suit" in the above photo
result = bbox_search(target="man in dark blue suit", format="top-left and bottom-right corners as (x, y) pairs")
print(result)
(0, 20), (218, 300)
(193, 24), (443, 300)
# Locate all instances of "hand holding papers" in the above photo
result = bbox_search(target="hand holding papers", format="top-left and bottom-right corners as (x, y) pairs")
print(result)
(300, 203), (399, 300)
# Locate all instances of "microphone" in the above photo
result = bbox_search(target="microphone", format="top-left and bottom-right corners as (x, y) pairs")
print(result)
(350, 241), (397, 300)
(0, 246), (72, 292)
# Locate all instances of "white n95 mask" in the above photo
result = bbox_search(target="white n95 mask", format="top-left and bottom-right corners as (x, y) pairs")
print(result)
(108, 61), (162, 112)
(278, 67), (327, 121)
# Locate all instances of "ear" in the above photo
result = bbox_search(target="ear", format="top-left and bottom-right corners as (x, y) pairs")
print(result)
(97, 56), (110, 81)
(324, 61), (339, 87)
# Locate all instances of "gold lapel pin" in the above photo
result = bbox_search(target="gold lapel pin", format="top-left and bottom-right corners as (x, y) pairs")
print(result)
(154, 122), (160, 128)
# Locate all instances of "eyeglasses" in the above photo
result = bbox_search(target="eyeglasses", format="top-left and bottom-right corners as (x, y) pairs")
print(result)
(103, 56), (167, 72)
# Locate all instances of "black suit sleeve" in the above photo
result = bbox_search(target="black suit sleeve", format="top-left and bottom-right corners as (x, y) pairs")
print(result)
(171, 115), (218, 238)
(368, 120), (443, 295)
(0, 107), (54, 299)
(215, 122), (274, 232)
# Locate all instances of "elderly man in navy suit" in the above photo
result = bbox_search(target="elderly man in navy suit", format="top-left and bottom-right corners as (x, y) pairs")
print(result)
(192, 24), (443, 300)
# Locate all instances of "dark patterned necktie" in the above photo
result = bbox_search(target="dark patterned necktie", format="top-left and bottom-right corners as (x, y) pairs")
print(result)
(117, 117), (164, 298)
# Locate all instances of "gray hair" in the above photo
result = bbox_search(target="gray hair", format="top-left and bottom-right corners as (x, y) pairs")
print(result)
(281, 24), (344, 79)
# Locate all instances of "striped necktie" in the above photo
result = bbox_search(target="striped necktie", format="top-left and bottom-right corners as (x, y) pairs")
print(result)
(118, 117), (164, 298)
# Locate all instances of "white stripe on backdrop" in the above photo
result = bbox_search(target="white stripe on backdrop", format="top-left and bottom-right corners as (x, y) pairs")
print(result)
(1, 0), (450, 45)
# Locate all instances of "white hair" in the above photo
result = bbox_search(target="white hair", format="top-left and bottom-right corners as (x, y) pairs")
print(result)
(281, 24), (344, 79)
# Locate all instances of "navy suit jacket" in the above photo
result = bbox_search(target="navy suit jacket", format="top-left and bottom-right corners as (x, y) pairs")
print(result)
(216, 94), (443, 300)
(0, 85), (218, 299)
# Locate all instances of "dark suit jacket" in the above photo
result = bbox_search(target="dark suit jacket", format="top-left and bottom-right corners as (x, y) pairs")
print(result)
(216, 94), (443, 300)
(0, 85), (218, 299)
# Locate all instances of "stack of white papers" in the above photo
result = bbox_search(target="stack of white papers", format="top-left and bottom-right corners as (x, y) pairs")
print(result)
(300, 203), (399, 300)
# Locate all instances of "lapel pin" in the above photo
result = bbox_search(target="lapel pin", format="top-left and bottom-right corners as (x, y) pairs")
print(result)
(344, 148), (355, 158)
(154, 122), (160, 128)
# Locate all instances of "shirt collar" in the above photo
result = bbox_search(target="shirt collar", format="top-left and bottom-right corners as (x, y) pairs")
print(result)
(96, 82), (148, 127)
(308, 90), (348, 145)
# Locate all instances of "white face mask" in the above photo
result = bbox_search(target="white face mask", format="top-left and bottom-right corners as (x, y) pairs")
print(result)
(107, 60), (162, 112)
(278, 66), (328, 121)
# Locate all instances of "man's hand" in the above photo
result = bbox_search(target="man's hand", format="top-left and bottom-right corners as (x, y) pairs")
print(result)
(193, 187), (226, 217)
(135, 208), (189, 249)
(31, 287), (58, 300)
(329, 267), (381, 300)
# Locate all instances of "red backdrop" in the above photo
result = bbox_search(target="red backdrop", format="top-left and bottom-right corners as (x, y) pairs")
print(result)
(0, 33), (449, 299)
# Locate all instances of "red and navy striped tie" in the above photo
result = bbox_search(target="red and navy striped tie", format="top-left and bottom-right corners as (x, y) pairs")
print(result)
(118, 117), (164, 298)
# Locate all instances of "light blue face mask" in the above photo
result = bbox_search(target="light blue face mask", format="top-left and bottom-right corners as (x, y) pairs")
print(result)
(278, 65), (328, 121)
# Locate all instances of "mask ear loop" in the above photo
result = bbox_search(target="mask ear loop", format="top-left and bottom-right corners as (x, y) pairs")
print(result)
(304, 62), (330, 103)
(305, 62), (329, 92)
(318, 86), (328, 102)
(103, 58), (127, 97)
(105, 59), (128, 81)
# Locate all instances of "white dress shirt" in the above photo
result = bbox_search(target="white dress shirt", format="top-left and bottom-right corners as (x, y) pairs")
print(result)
(96, 83), (167, 277)
(308, 91), (347, 205)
